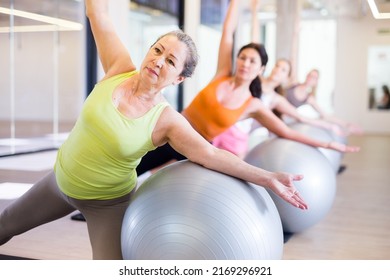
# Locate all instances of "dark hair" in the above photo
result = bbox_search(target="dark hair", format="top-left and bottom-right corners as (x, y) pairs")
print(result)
(382, 85), (390, 96)
(237, 43), (268, 99)
(152, 30), (199, 78)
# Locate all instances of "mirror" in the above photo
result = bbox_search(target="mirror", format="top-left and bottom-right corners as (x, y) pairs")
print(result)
(0, 0), (85, 156)
(367, 45), (390, 110)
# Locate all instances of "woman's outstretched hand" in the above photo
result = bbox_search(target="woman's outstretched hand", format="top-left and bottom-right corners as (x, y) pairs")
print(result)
(328, 141), (360, 153)
(266, 172), (308, 210)
(346, 123), (364, 135)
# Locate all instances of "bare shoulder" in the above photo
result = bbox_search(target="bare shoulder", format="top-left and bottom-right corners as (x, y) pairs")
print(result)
(158, 105), (183, 121)
(158, 106), (196, 132)
(152, 106), (191, 147)
(246, 97), (264, 112)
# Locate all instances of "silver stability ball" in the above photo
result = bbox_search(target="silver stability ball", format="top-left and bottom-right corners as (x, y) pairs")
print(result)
(289, 122), (342, 173)
(121, 160), (283, 260)
(244, 138), (337, 233)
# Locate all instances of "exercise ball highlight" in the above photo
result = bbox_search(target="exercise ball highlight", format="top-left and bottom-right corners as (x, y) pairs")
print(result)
(289, 122), (342, 173)
(121, 160), (283, 260)
(245, 138), (337, 233)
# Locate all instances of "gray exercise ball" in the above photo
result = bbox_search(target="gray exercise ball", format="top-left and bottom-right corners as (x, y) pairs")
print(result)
(244, 138), (337, 233)
(289, 122), (342, 173)
(121, 160), (283, 260)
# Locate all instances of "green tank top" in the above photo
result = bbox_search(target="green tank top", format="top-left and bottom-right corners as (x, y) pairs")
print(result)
(55, 71), (169, 200)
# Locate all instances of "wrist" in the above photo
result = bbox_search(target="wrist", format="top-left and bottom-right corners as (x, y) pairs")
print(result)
(259, 170), (274, 189)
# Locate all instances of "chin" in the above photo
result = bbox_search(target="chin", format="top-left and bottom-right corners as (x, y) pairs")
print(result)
(237, 72), (251, 80)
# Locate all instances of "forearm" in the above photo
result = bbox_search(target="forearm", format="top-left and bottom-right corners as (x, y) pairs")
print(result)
(321, 114), (348, 127)
(254, 108), (330, 150)
(85, 0), (134, 76)
(278, 127), (329, 149)
(85, 0), (108, 19)
(223, 0), (240, 34)
(179, 131), (307, 209)
(250, 0), (260, 43)
(308, 98), (349, 129)
(195, 147), (273, 188)
(299, 115), (334, 131)
(215, 0), (241, 75)
(196, 146), (308, 210)
(85, 0), (113, 36)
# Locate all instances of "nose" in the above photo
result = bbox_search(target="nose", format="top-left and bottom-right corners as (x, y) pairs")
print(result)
(243, 58), (251, 67)
(155, 57), (164, 68)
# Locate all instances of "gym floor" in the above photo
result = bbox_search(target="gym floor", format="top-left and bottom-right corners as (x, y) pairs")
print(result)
(0, 133), (389, 260)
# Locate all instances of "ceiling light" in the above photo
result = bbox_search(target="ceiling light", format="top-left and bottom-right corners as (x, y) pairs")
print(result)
(367, 0), (390, 19)
(0, 7), (83, 30)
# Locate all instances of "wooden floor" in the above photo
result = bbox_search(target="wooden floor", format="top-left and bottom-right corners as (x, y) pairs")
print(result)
(0, 134), (389, 260)
(283, 134), (390, 260)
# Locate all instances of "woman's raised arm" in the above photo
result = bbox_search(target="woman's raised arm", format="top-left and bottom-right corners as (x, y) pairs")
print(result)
(250, 0), (261, 43)
(214, 0), (241, 79)
(85, 0), (136, 78)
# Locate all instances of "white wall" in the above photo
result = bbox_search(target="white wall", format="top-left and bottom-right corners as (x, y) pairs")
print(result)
(298, 19), (337, 114)
(335, 13), (390, 134)
(0, 30), (85, 122)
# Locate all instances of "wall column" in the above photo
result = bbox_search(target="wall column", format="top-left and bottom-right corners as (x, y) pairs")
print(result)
(183, 0), (201, 107)
(276, 0), (301, 82)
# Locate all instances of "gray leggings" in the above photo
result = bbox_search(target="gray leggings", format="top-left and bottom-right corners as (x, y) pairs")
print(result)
(0, 171), (132, 259)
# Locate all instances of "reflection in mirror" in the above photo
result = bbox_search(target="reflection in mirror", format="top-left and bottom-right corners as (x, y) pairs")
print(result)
(367, 45), (390, 110)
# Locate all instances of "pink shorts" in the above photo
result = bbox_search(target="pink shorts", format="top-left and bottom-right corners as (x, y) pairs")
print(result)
(212, 125), (250, 158)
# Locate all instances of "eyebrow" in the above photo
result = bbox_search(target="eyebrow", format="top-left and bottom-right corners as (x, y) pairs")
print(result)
(156, 42), (178, 62)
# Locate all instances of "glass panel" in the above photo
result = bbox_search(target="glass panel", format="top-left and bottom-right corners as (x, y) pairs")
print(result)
(0, 0), (12, 144)
(201, 0), (229, 28)
(0, 0), (85, 156)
